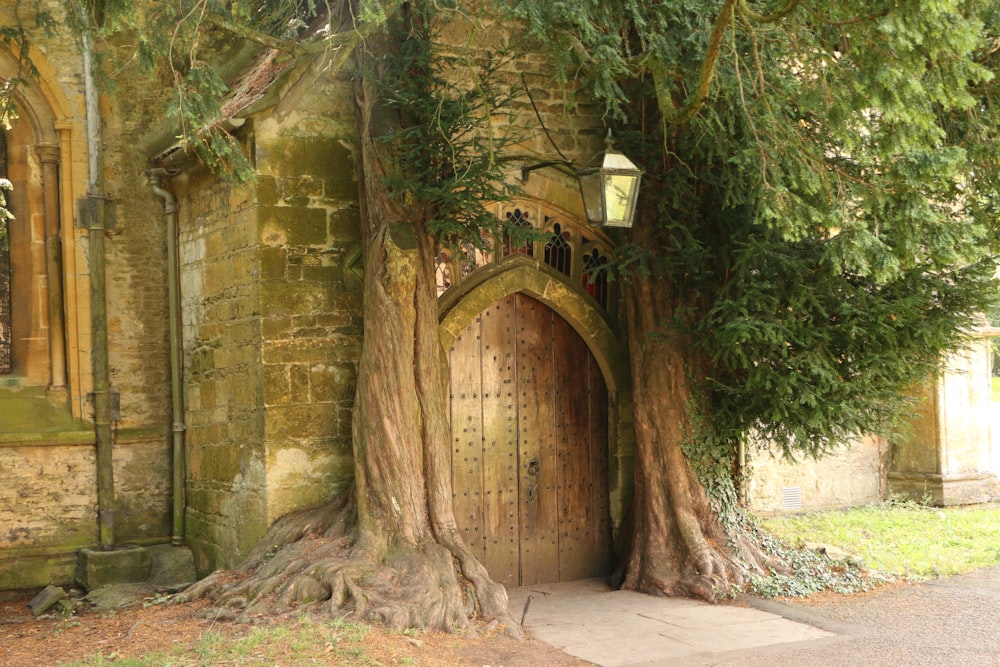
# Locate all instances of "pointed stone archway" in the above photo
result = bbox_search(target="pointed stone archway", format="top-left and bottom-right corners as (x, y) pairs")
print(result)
(439, 197), (633, 586)
(448, 291), (613, 586)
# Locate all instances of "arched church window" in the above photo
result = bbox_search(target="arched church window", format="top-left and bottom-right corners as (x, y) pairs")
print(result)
(582, 247), (610, 310)
(544, 222), (572, 276)
(0, 130), (11, 374)
(437, 200), (616, 317)
(502, 208), (534, 258)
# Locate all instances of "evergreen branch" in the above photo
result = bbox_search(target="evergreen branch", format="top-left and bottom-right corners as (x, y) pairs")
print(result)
(562, 31), (595, 64)
(200, 5), (397, 60)
(801, 6), (889, 27)
(659, 0), (737, 126)
(299, 29), (373, 54)
(731, 28), (769, 189)
(201, 12), (305, 55)
(736, 0), (800, 24)
(973, 37), (1000, 65)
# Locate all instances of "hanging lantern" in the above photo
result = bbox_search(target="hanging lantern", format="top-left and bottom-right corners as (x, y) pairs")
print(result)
(577, 135), (642, 228)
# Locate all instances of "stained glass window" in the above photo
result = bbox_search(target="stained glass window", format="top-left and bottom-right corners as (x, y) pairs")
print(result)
(582, 247), (609, 309)
(502, 208), (533, 258)
(544, 222), (572, 276)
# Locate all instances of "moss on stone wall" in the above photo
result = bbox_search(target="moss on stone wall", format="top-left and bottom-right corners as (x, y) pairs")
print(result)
(0, 386), (82, 433)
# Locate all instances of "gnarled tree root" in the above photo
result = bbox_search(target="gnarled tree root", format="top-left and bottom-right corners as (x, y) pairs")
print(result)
(175, 493), (520, 636)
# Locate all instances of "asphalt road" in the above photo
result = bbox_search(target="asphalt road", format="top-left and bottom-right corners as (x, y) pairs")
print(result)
(685, 564), (1000, 667)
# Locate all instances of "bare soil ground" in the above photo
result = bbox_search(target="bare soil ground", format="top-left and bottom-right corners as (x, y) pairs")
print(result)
(0, 591), (592, 666)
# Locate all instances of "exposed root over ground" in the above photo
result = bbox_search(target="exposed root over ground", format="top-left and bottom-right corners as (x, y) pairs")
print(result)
(177, 492), (521, 637)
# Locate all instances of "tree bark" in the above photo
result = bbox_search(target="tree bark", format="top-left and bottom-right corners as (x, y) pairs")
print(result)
(616, 218), (769, 603)
(178, 23), (518, 636)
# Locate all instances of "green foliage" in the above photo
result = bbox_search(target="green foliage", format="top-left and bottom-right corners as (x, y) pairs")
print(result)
(77, 0), (345, 182)
(168, 63), (253, 181)
(989, 306), (1000, 327)
(749, 542), (882, 598)
(359, 0), (391, 25)
(83, 0), (515, 204)
(506, 0), (1000, 471)
(702, 230), (994, 458)
(724, 513), (883, 598)
(367, 3), (521, 247)
(679, 402), (742, 525)
(763, 501), (1000, 581)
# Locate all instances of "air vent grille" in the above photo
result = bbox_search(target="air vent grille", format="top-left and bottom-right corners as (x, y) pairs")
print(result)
(781, 486), (802, 511)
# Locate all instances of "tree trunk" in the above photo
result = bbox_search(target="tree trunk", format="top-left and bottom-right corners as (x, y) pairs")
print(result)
(616, 220), (769, 603)
(178, 26), (518, 636)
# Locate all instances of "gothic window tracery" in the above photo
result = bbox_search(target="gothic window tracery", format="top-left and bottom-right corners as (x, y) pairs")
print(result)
(502, 208), (534, 258)
(437, 201), (616, 315)
(544, 222), (572, 276)
(582, 247), (610, 310)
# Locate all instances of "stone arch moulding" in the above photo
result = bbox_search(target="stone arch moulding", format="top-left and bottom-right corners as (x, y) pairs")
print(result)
(0, 41), (77, 143)
(438, 192), (626, 389)
(438, 196), (635, 542)
(439, 262), (627, 393)
(0, 43), (87, 417)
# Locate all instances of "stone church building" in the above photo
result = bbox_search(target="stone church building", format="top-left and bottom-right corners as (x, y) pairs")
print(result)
(1, 2), (997, 592)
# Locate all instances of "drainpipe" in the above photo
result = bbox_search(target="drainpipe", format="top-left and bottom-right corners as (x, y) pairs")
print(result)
(149, 169), (186, 545)
(80, 18), (115, 549)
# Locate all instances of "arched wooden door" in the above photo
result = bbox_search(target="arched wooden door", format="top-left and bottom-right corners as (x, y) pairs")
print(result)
(449, 292), (612, 586)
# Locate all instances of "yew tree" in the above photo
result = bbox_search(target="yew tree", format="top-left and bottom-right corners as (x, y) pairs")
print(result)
(59, 0), (1000, 630)
(509, 0), (1000, 599)
(149, 1), (526, 632)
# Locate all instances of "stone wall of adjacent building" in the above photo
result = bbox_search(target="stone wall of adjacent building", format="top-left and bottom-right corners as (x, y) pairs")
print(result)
(0, 1), (177, 589)
(748, 436), (888, 514)
(0, 431), (171, 589)
(750, 329), (1000, 514)
(174, 61), (364, 572)
(888, 330), (1000, 505)
(253, 64), (362, 526)
(101, 87), (176, 432)
(175, 164), (268, 573)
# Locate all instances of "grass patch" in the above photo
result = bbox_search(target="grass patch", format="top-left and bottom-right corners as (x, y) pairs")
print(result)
(62, 616), (383, 667)
(761, 501), (1000, 582)
(992, 375), (1000, 402)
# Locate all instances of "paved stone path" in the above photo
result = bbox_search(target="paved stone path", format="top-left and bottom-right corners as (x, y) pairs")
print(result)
(508, 565), (1000, 666)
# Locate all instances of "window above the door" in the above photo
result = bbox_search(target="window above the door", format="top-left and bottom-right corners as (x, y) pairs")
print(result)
(436, 200), (616, 312)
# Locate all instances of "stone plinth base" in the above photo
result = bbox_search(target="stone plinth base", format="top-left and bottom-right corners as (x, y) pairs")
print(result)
(75, 545), (150, 591)
(146, 544), (196, 587)
(887, 471), (1000, 507)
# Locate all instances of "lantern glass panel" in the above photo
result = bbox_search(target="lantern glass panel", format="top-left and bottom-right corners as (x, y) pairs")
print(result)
(603, 173), (639, 227)
(578, 170), (605, 224)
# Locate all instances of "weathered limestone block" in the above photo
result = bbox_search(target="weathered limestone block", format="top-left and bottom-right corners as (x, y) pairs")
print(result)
(29, 585), (67, 616)
(888, 329), (1000, 506)
(75, 545), (151, 591)
(146, 544), (197, 588)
